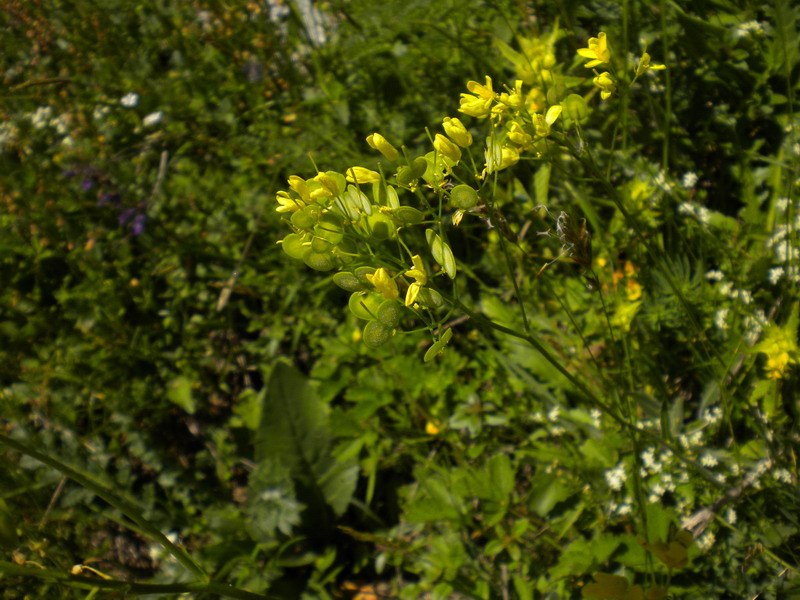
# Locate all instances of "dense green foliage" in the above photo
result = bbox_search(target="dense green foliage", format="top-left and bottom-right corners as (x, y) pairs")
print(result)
(1, 1), (799, 599)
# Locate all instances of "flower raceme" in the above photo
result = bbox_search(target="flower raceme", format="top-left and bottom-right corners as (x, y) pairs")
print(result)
(404, 254), (427, 307)
(577, 32), (611, 68)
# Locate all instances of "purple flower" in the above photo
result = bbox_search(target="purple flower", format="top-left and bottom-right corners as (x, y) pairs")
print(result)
(119, 208), (136, 226)
(131, 213), (147, 236)
(81, 178), (94, 191)
(63, 169), (77, 178)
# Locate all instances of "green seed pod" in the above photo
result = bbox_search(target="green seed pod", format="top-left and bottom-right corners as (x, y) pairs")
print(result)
(291, 206), (318, 230)
(316, 212), (344, 244)
(363, 320), (392, 348)
(368, 213), (395, 240)
(393, 206), (425, 224)
(348, 291), (384, 320)
(411, 156), (428, 178)
(304, 251), (336, 271)
(396, 166), (415, 186)
(450, 185), (479, 210)
(332, 271), (366, 292)
(416, 287), (444, 309)
(311, 235), (333, 253)
(281, 232), (310, 260)
(377, 299), (402, 327)
(354, 266), (375, 286)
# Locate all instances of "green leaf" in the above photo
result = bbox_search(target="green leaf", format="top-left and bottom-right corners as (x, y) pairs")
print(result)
(534, 163), (551, 207)
(167, 375), (196, 414)
(255, 363), (357, 518)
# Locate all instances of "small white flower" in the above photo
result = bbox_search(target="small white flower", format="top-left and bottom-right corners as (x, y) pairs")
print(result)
(30, 106), (53, 129)
(681, 171), (698, 189)
(769, 267), (784, 285)
(616, 502), (632, 516)
(642, 447), (656, 469)
(725, 508), (737, 525)
(50, 115), (69, 135)
(142, 111), (164, 127)
(714, 308), (730, 330)
(547, 406), (561, 422)
(61, 135), (75, 147)
(705, 270), (725, 282)
(774, 468), (793, 484)
(678, 201), (695, 216)
(776, 197), (790, 212)
(590, 408), (602, 428)
(93, 105), (110, 121)
(605, 463), (627, 491)
(702, 406), (723, 426)
(696, 206), (711, 225)
(700, 452), (719, 468)
(120, 92), (139, 107)
(696, 531), (716, 551)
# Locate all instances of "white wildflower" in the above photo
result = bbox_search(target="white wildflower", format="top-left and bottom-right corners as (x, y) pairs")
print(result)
(696, 206), (711, 225)
(705, 270), (725, 282)
(774, 468), (793, 484)
(776, 197), (790, 212)
(681, 171), (698, 189)
(714, 308), (730, 330)
(120, 92), (139, 107)
(605, 463), (627, 491)
(768, 267), (784, 285)
(725, 508), (737, 525)
(547, 406), (561, 422)
(93, 105), (110, 121)
(142, 111), (164, 127)
(700, 452), (719, 468)
(696, 531), (716, 551)
(30, 106), (53, 129)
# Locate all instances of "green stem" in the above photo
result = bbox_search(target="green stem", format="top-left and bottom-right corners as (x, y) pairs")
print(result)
(0, 432), (207, 581)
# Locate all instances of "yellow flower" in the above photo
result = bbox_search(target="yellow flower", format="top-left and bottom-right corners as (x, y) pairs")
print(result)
(577, 32), (611, 68)
(288, 175), (312, 202)
(497, 79), (525, 110)
(366, 267), (399, 300)
(346, 167), (381, 184)
(442, 117), (472, 147)
(434, 133), (461, 163)
(313, 171), (342, 197)
(507, 121), (532, 148)
(635, 52), (666, 76)
(459, 76), (496, 118)
(756, 322), (799, 379)
(425, 420), (441, 435)
(533, 105), (562, 137)
(366, 133), (399, 161)
(404, 254), (427, 307)
(593, 72), (616, 100)
(275, 190), (305, 213)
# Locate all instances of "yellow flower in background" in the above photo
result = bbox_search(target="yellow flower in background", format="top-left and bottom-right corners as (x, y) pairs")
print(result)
(635, 52), (666, 76)
(593, 72), (616, 100)
(434, 133), (462, 162)
(366, 133), (400, 161)
(756, 321), (799, 380)
(459, 76), (496, 118)
(425, 420), (441, 435)
(507, 120), (533, 148)
(442, 117), (473, 147)
(366, 267), (399, 300)
(577, 32), (611, 68)
(533, 105), (562, 137)
(346, 166), (381, 184)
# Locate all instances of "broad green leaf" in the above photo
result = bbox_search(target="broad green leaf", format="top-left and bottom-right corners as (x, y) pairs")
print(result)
(167, 375), (195, 414)
(255, 363), (357, 517)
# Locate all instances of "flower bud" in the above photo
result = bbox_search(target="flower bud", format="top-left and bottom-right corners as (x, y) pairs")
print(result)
(442, 117), (473, 147)
(433, 133), (461, 163)
(366, 133), (400, 161)
(346, 167), (382, 184)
